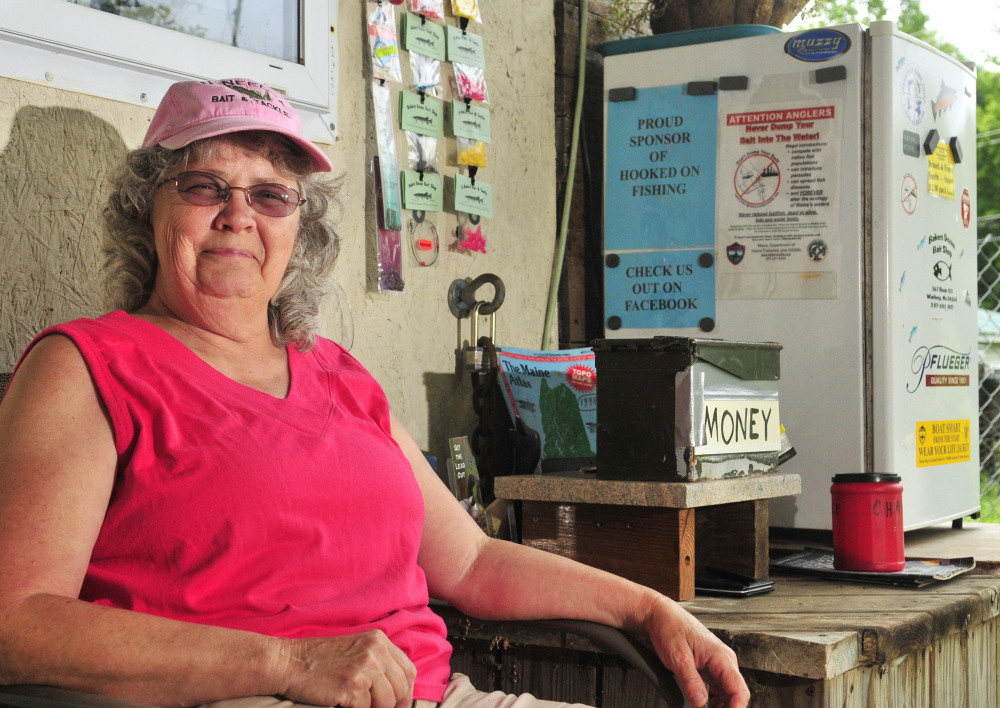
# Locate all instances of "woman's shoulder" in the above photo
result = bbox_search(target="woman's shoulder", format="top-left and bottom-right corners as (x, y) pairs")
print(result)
(307, 336), (371, 374)
(39, 311), (140, 342)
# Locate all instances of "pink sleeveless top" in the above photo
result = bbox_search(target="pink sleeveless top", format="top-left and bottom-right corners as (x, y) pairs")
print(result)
(18, 311), (452, 701)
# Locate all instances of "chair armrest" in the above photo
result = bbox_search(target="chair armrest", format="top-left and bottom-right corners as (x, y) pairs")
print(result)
(533, 620), (684, 708)
(0, 686), (151, 708)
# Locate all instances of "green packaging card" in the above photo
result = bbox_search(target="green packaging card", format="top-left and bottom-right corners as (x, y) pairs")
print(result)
(454, 174), (493, 218)
(399, 91), (444, 137)
(451, 101), (491, 144)
(403, 13), (446, 61)
(446, 25), (486, 69)
(401, 171), (443, 211)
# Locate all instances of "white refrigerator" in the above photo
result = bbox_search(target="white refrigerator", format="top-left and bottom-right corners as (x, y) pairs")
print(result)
(600, 21), (979, 529)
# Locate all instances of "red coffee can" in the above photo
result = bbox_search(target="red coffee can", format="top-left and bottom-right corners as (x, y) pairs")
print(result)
(831, 473), (905, 572)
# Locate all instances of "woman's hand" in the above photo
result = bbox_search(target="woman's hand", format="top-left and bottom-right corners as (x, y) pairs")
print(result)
(643, 595), (750, 708)
(279, 630), (417, 708)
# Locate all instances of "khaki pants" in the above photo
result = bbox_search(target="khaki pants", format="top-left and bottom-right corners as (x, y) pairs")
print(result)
(202, 673), (595, 708)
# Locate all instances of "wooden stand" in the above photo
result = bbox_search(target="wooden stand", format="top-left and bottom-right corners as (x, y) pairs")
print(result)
(495, 472), (800, 601)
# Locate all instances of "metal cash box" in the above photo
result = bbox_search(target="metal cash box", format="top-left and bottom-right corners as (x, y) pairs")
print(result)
(593, 337), (782, 482)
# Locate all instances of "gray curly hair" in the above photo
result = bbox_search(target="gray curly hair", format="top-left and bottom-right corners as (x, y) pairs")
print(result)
(102, 131), (340, 350)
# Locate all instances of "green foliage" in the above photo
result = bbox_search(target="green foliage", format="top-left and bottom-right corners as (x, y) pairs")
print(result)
(602, 0), (661, 40)
(978, 71), (1000, 310)
(802, 0), (963, 58)
(799, 0), (888, 26)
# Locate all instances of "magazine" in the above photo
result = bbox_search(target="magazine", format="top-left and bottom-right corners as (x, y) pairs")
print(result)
(770, 548), (975, 587)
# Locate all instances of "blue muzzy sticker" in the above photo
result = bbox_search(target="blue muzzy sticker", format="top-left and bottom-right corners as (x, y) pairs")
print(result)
(784, 29), (851, 62)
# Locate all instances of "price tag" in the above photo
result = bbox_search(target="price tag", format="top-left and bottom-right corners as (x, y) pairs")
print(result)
(452, 100), (491, 143)
(399, 91), (444, 137)
(446, 25), (486, 68)
(403, 13), (446, 61)
(454, 174), (493, 218)
(402, 171), (443, 211)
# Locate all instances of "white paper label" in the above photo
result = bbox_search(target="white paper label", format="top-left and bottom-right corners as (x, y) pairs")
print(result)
(715, 99), (843, 299)
(694, 399), (781, 455)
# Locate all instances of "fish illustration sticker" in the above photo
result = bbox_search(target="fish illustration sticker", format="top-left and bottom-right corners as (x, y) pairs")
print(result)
(932, 81), (958, 120)
(454, 174), (493, 218)
(901, 174), (918, 215)
(962, 189), (971, 228)
(901, 65), (926, 126)
(401, 171), (443, 211)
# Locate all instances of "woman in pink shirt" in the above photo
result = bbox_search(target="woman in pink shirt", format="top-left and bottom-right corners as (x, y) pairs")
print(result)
(0, 79), (748, 708)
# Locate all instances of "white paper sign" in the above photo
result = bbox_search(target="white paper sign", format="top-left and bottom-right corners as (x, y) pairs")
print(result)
(695, 399), (780, 456)
(715, 100), (842, 299)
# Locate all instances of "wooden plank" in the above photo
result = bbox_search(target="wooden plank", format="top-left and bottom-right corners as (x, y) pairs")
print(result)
(601, 655), (670, 708)
(880, 649), (930, 708)
(739, 670), (825, 707)
(499, 645), (598, 706)
(824, 666), (874, 708)
(684, 590), (986, 642)
(967, 620), (997, 708)
(495, 472), (801, 508)
(448, 637), (500, 694)
(521, 501), (695, 600)
(695, 611), (934, 666)
(757, 576), (1000, 619)
(696, 499), (769, 579)
(714, 630), (859, 680)
(932, 629), (968, 708)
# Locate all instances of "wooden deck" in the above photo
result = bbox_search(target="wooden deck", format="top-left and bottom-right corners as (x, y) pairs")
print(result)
(439, 522), (1000, 707)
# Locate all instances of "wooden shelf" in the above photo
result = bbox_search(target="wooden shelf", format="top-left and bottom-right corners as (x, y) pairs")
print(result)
(495, 471), (801, 508)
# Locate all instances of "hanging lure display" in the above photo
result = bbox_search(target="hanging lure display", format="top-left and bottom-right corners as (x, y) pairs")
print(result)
(450, 0), (482, 23)
(372, 80), (404, 291)
(410, 0), (444, 20)
(410, 52), (442, 97)
(408, 211), (441, 266)
(447, 25), (488, 103)
(373, 81), (403, 231)
(453, 100), (490, 168)
(367, 1), (403, 84)
(403, 12), (445, 96)
(454, 212), (487, 254)
(457, 137), (487, 167)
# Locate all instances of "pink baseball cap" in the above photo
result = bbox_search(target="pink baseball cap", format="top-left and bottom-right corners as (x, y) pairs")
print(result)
(143, 78), (333, 172)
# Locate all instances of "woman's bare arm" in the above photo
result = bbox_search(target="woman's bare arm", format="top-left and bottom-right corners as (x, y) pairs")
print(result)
(0, 337), (415, 708)
(394, 416), (749, 708)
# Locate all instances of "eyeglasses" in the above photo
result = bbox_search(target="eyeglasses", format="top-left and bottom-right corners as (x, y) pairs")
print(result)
(163, 171), (306, 218)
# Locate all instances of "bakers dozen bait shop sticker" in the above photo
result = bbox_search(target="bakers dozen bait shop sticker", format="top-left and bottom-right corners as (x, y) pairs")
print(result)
(784, 29), (851, 62)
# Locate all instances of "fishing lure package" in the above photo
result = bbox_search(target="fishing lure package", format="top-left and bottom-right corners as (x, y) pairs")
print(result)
(377, 227), (405, 291)
(454, 62), (489, 103)
(457, 137), (486, 168)
(372, 81), (402, 232)
(407, 132), (439, 173)
(451, 0), (481, 23)
(410, 0), (444, 19)
(409, 51), (442, 97)
(407, 211), (440, 266)
(454, 212), (487, 254)
(367, 1), (402, 83)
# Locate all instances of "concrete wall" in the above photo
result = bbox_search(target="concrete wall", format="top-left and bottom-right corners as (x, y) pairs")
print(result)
(0, 0), (556, 460)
